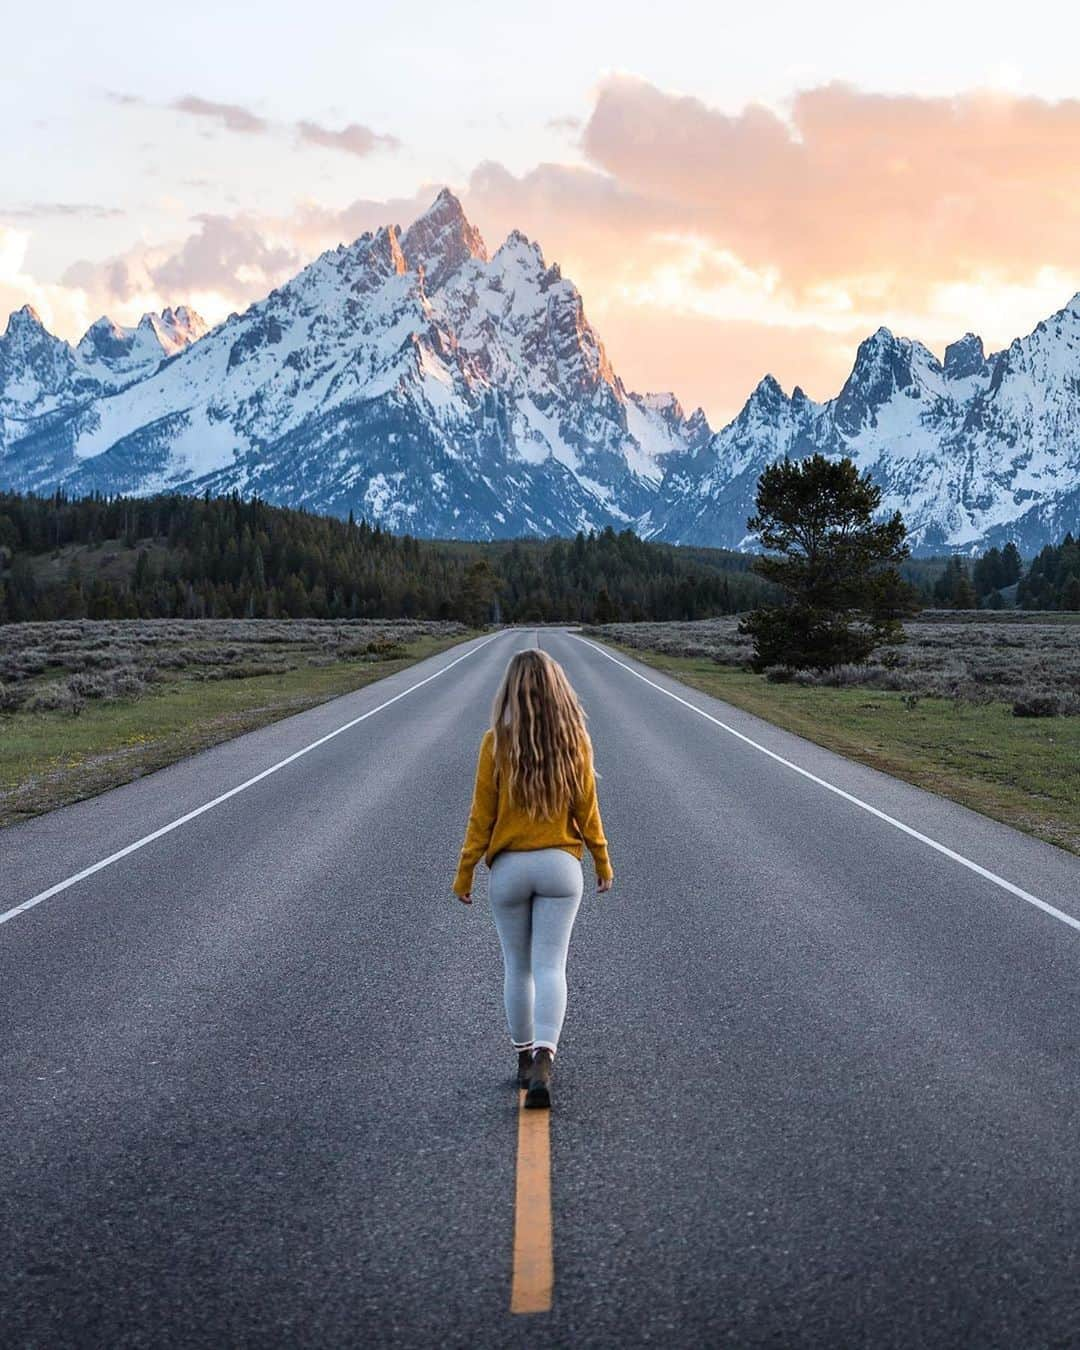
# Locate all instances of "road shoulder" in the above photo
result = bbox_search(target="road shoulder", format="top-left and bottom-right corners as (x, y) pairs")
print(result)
(570, 631), (1080, 913)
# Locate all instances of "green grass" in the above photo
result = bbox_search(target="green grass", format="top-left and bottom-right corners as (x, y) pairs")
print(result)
(0, 632), (473, 828)
(609, 645), (1080, 856)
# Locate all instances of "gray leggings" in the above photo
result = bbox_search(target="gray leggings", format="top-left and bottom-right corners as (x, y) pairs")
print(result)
(489, 848), (584, 1055)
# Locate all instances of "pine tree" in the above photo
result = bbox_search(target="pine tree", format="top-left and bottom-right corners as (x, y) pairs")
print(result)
(459, 559), (499, 627)
(740, 455), (917, 670)
(1001, 542), (1023, 586)
(952, 569), (977, 609)
(594, 586), (617, 624)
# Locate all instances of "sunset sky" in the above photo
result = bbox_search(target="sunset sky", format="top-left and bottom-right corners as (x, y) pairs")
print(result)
(6, 0), (1080, 424)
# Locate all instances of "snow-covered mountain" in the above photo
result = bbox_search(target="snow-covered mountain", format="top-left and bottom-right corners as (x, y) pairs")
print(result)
(0, 191), (708, 539)
(76, 307), (208, 390)
(0, 302), (208, 463)
(2, 189), (1080, 552)
(649, 302), (1080, 554)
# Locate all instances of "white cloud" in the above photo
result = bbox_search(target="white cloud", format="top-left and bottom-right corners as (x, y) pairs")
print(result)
(0, 226), (92, 338)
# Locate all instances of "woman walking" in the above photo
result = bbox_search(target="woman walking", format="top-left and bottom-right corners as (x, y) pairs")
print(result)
(452, 649), (614, 1109)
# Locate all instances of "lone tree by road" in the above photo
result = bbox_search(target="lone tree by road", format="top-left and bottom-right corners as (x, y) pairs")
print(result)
(740, 454), (918, 671)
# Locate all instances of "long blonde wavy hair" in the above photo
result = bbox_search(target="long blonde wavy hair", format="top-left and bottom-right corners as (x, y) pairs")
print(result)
(491, 649), (591, 821)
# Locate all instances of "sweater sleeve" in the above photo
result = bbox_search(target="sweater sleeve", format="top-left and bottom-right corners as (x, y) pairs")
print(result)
(452, 732), (498, 895)
(573, 740), (613, 882)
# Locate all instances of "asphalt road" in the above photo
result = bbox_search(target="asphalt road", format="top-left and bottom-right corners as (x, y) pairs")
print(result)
(3, 626), (1080, 1349)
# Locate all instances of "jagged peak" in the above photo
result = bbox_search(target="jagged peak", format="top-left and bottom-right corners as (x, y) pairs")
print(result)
(493, 229), (547, 271)
(138, 308), (208, 354)
(750, 372), (787, 401)
(79, 314), (129, 343)
(167, 303), (206, 329)
(401, 188), (487, 291)
(428, 186), (467, 219)
(366, 224), (408, 275)
(76, 307), (209, 364)
(732, 374), (791, 426)
(1033, 291), (1080, 333)
(76, 314), (135, 359)
(638, 391), (683, 417)
(830, 323), (933, 433)
(859, 326), (948, 379)
(851, 326), (902, 366)
(850, 326), (917, 375)
(331, 224), (408, 299)
(683, 406), (713, 446)
(5, 303), (47, 337)
(944, 331), (986, 380)
(163, 305), (208, 340)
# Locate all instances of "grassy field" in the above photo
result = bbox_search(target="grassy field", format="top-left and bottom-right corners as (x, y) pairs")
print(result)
(584, 616), (1080, 855)
(0, 619), (472, 828)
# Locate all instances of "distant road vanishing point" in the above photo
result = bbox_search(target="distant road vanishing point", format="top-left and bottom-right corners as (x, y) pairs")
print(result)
(3, 627), (1080, 1347)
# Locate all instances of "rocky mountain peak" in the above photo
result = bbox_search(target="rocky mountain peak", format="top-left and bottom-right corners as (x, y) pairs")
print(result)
(496, 229), (544, 262)
(683, 406), (714, 450)
(4, 304), (48, 342)
(156, 305), (209, 349)
(78, 307), (211, 364)
(77, 316), (134, 362)
(639, 391), (684, 421)
(401, 188), (488, 291)
(832, 326), (921, 434)
(0, 305), (75, 412)
(944, 332), (987, 380)
(743, 373), (789, 416)
(340, 224), (408, 295)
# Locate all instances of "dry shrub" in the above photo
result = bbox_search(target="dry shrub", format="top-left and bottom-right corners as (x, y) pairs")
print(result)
(67, 672), (111, 700)
(0, 649), (50, 681)
(219, 662), (289, 679)
(24, 683), (84, 715)
(0, 681), (27, 712)
(364, 637), (408, 659)
(192, 662), (289, 681)
(0, 616), (452, 717)
(1013, 692), (1061, 718)
(67, 667), (148, 701)
(586, 614), (1080, 713)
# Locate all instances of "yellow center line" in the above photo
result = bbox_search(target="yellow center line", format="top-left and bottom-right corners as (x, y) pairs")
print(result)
(510, 1088), (554, 1314)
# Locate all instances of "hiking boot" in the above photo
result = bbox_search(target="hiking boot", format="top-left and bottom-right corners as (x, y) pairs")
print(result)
(517, 1049), (533, 1088)
(525, 1048), (554, 1109)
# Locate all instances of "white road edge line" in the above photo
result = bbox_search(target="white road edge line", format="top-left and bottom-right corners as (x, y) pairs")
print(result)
(571, 634), (1080, 935)
(1, 630), (510, 930)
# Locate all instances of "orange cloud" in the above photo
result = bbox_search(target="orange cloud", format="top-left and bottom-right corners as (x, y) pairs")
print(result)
(581, 76), (1080, 303)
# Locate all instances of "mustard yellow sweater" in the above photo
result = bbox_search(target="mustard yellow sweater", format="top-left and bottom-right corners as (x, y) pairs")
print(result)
(453, 729), (613, 895)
